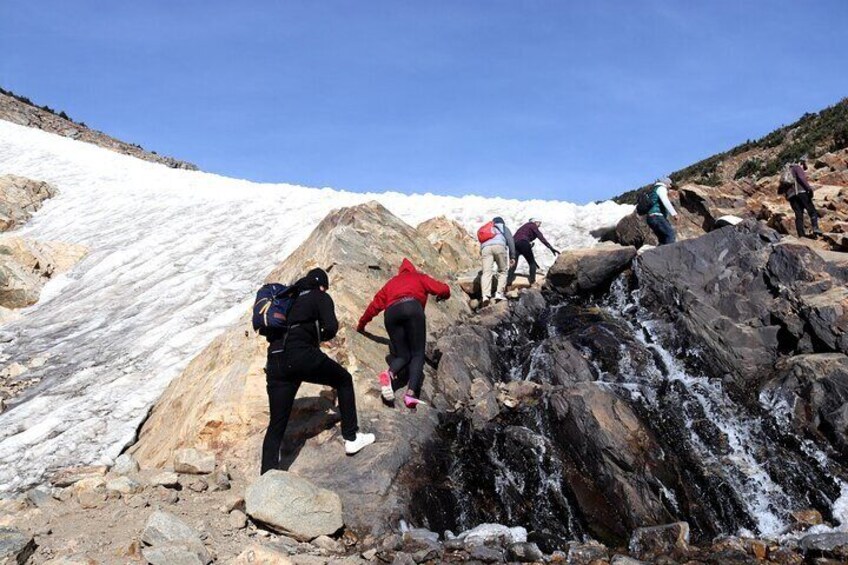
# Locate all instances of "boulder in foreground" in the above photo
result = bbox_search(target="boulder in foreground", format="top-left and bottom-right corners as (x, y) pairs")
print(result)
(547, 243), (637, 295)
(245, 470), (343, 541)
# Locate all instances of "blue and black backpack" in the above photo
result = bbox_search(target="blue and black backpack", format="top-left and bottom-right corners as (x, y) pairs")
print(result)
(635, 186), (659, 216)
(252, 283), (297, 337)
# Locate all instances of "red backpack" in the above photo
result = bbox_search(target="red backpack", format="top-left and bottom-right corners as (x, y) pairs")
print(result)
(477, 221), (499, 243)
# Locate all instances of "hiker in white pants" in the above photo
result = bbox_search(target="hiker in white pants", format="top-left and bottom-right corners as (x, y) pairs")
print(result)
(479, 216), (515, 305)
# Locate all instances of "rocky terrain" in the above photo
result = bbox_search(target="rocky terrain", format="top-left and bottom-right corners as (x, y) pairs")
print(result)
(0, 175), (86, 412)
(0, 90), (196, 170)
(1, 200), (847, 564)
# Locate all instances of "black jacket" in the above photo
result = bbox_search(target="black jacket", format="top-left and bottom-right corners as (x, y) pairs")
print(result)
(268, 277), (339, 351)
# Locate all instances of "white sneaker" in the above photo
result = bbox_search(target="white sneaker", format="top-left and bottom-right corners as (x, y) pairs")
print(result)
(493, 293), (506, 302)
(345, 432), (375, 455)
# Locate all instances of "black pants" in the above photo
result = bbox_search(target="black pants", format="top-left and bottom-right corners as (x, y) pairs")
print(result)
(788, 192), (819, 237)
(508, 239), (537, 284)
(261, 347), (359, 474)
(384, 299), (427, 397)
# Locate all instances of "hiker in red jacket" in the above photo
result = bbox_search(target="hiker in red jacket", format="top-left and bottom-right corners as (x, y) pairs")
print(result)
(357, 259), (450, 409)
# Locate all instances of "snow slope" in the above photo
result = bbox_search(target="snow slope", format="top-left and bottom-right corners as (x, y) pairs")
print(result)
(0, 120), (629, 492)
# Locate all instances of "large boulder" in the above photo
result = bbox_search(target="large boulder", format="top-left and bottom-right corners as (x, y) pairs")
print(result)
(245, 470), (343, 541)
(130, 202), (470, 535)
(549, 384), (678, 542)
(0, 174), (56, 232)
(416, 216), (479, 274)
(637, 221), (784, 385)
(546, 243), (636, 295)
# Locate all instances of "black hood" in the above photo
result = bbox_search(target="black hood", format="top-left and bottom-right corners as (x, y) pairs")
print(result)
(296, 267), (329, 290)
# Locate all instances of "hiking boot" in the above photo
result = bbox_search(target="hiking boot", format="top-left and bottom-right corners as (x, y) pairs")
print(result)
(480, 297), (490, 307)
(378, 370), (394, 402)
(345, 432), (376, 455)
(493, 292), (506, 302)
(403, 393), (426, 410)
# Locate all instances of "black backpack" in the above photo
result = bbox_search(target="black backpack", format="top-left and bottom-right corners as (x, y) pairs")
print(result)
(635, 187), (658, 216)
(252, 283), (297, 337)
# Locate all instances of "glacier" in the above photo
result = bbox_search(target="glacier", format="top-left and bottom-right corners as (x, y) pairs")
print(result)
(0, 120), (629, 493)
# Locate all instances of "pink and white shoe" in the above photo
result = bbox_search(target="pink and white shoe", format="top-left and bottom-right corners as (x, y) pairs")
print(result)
(403, 393), (426, 410)
(379, 370), (394, 402)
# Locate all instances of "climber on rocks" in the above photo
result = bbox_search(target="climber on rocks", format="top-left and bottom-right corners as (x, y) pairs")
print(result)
(478, 216), (515, 305)
(357, 258), (450, 409)
(508, 218), (559, 286)
(642, 177), (678, 245)
(778, 158), (823, 238)
(261, 267), (375, 474)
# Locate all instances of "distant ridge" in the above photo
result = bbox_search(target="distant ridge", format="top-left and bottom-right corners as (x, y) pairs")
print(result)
(0, 87), (197, 170)
(616, 97), (848, 203)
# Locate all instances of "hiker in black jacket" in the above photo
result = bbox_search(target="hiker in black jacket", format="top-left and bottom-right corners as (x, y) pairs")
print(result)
(261, 268), (375, 474)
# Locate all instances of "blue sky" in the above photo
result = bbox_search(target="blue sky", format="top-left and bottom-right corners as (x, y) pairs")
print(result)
(2, 1), (847, 203)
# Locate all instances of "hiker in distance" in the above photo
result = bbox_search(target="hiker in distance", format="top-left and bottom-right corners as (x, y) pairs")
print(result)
(508, 217), (559, 286)
(260, 268), (374, 474)
(357, 258), (450, 409)
(478, 216), (515, 305)
(637, 176), (678, 245)
(778, 158), (822, 238)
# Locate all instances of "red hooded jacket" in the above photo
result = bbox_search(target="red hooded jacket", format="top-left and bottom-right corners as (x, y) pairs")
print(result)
(357, 259), (450, 331)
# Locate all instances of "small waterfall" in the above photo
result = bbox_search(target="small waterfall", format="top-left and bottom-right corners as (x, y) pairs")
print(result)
(413, 275), (848, 549)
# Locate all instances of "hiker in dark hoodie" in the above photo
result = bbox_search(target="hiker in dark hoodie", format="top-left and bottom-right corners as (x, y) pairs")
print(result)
(261, 267), (375, 474)
(508, 218), (559, 286)
(357, 259), (450, 409)
(779, 159), (822, 238)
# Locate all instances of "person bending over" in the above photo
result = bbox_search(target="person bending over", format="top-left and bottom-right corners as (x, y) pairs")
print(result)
(508, 217), (559, 285)
(645, 177), (678, 245)
(357, 259), (450, 409)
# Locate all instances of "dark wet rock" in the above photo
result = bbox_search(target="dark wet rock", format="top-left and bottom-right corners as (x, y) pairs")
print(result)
(550, 386), (678, 542)
(0, 528), (36, 564)
(638, 221), (783, 385)
(547, 243), (637, 295)
(763, 353), (848, 457)
(628, 522), (690, 560)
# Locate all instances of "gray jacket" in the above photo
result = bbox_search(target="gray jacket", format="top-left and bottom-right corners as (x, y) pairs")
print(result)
(481, 217), (515, 259)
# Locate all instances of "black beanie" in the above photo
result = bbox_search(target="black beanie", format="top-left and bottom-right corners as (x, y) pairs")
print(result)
(305, 267), (329, 289)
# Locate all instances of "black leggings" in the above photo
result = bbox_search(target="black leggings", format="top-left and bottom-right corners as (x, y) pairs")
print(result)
(508, 239), (537, 284)
(788, 192), (819, 237)
(384, 299), (427, 397)
(261, 347), (359, 474)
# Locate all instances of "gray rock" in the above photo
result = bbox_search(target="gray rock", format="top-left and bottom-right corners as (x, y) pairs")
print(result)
(112, 453), (140, 475)
(245, 470), (343, 541)
(26, 486), (53, 508)
(467, 544), (504, 562)
(141, 542), (211, 565)
(628, 522), (690, 560)
(208, 469), (230, 492)
(0, 528), (36, 564)
(508, 541), (544, 562)
(106, 476), (142, 495)
(141, 510), (203, 547)
(390, 552), (416, 565)
(567, 540), (609, 564)
(149, 472), (180, 489)
(610, 555), (648, 564)
(799, 532), (848, 558)
(459, 523), (527, 548)
(312, 534), (343, 554)
(547, 243), (637, 295)
(228, 510), (247, 530)
(173, 448), (216, 475)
